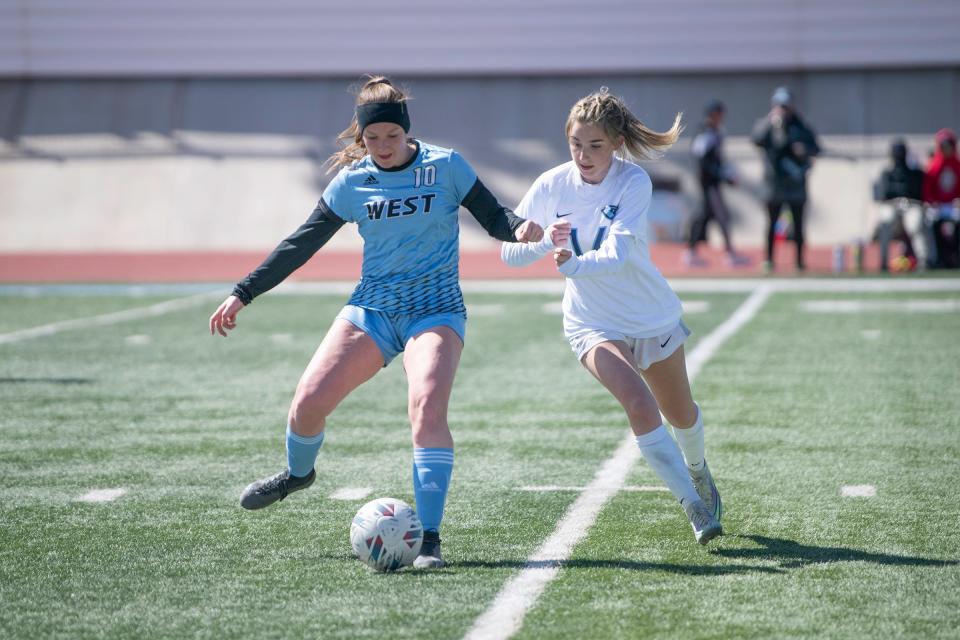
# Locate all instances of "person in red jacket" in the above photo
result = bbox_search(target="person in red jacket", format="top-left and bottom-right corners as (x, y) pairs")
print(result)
(923, 128), (960, 268)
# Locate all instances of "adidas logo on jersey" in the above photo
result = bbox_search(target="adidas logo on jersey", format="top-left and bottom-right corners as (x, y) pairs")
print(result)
(363, 175), (379, 185)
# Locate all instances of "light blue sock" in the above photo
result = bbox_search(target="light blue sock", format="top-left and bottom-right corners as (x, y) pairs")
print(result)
(413, 448), (454, 533)
(286, 426), (324, 478)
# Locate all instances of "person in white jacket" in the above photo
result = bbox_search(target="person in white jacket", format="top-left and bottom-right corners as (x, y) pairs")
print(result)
(501, 88), (723, 544)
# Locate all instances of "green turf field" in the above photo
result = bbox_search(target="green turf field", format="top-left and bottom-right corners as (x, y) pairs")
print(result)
(1, 282), (958, 639)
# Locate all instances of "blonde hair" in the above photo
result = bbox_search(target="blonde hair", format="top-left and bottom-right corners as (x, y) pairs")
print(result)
(326, 75), (410, 172)
(565, 87), (682, 161)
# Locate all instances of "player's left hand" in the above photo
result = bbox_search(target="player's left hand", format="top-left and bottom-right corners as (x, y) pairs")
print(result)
(554, 248), (573, 266)
(514, 220), (544, 243)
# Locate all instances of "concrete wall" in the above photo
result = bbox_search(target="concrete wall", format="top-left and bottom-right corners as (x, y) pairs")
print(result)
(1, 70), (958, 252)
(3, 0), (958, 76)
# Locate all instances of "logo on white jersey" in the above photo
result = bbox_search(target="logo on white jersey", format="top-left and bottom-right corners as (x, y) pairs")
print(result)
(570, 226), (607, 256)
(601, 204), (619, 220)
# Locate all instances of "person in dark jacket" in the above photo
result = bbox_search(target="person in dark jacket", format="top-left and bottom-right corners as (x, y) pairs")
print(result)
(752, 87), (820, 272)
(683, 100), (748, 268)
(874, 139), (925, 270)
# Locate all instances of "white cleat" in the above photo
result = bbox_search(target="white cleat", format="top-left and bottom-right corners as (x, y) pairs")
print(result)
(689, 460), (723, 522)
(683, 498), (723, 545)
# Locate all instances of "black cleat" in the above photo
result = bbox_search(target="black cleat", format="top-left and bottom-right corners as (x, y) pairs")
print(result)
(239, 468), (315, 510)
(413, 530), (445, 569)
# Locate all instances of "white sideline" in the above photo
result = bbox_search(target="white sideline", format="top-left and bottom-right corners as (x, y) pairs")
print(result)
(3, 278), (960, 299)
(0, 292), (221, 345)
(801, 299), (960, 313)
(463, 284), (773, 640)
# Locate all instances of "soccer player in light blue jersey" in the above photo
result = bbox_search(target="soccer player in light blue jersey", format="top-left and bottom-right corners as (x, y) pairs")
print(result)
(209, 76), (543, 569)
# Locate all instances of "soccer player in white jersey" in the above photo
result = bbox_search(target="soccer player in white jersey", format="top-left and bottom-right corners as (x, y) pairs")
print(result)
(209, 76), (543, 569)
(501, 88), (723, 544)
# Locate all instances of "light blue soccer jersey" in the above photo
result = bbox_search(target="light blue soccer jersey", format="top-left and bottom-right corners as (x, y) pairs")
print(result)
(321, 141), (477, 317)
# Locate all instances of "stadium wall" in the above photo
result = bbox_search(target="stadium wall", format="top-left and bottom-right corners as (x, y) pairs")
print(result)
(1, 70), (958, 254)
(1, 0), (959, 258)
(1, 0), (958, 76)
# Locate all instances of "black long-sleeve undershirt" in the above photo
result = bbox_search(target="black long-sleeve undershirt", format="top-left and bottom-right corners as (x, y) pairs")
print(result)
(233, 177), (522, 305)
(232, 200), (344, 304)
(461, 178), (525, 242)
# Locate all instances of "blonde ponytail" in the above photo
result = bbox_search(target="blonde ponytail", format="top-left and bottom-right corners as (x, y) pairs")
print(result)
(566, 87), (682, 161)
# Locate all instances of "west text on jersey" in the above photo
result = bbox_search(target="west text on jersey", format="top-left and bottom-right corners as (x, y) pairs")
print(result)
(364, 194), (437, 220)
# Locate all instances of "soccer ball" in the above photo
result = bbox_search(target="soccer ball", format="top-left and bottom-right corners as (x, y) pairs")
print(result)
(350, 497), (423, 572)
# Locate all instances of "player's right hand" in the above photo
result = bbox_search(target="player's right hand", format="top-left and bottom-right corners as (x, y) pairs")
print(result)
(514, 219), (544, 243)
(547, 221), (572, 247)
(209, 295), (245, 337)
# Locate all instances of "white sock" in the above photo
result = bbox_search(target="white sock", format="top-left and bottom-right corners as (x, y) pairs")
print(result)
(635, 425), (700, 505)
(671, 404), (705, 471)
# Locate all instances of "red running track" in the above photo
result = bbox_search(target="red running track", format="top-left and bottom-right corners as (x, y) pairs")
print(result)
(0, 243), (886, 283)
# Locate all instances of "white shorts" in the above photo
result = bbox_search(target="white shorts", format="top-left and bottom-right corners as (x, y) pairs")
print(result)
(568, 320), (691, 370)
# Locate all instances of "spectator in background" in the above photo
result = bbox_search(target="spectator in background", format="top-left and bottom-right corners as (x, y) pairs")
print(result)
(682, 100), (748, 268)
(922, 128), (960, 268)
(752, 87), (820, 273)
(873, 139), (925, 271)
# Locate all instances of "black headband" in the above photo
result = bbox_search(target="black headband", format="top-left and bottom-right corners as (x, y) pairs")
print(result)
(356, 102), (410, 133)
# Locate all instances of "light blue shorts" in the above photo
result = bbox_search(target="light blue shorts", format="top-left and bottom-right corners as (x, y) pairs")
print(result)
(335, 305), (466, 366)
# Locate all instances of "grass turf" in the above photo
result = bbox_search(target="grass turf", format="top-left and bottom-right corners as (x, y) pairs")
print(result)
(1, 287), (958, 639)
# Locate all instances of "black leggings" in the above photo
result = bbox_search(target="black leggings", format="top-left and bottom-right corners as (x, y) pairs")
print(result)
(767, 200), (806, 268)
(932, 219), (960, 269)
(688, 184), (733, 252)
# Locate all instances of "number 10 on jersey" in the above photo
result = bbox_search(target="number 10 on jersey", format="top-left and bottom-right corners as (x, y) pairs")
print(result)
(414, 165), (436, 187)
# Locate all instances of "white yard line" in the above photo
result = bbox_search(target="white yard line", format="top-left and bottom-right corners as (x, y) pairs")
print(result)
(685, 284), (774, 380)
(681, 300), (711, 314)
(519, 485), (669, 493)
(330, 487), (373, 501)
(841, 485), (876, 498)
(0, 291), (220, 345)
(75, 488), (127, 503)
(463, 284), (774, 640)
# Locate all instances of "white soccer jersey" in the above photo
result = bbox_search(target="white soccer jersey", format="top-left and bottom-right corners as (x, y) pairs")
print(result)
(502, 158), (682, 338)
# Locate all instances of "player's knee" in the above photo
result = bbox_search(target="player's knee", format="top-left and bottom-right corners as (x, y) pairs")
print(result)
(664, 402), (698, 429)
(288, 388), (334, 436)
(623, 395), (660, 427)
(408, 393), (447, 433)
